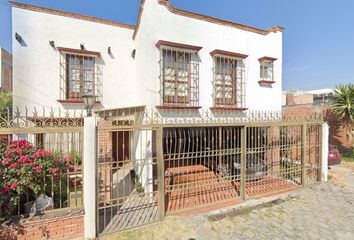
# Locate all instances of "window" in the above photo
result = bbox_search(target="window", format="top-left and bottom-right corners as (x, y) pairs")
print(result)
(157, 40), (201, 108)
(66, 54), (95, 100)
(58, 47), (102, 102)
(259, 57), (276, 83)
(212, 55), (245, 108)
(162, 50), (191, 105)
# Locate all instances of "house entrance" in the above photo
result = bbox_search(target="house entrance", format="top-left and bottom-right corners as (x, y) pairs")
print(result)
(96, 126), (160, 234)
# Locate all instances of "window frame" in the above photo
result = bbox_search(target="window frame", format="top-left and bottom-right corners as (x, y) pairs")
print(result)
(58, 47), (102, 103)
(162, 49), (192, 105)
(210, 50), (247, 109)
(259, 56), (277, 83)
(157, 40), (202, 108)
(213, 56), (238, 106)
(65, 54), (96, 100)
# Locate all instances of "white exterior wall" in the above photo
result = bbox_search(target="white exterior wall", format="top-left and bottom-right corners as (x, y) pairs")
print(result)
(135, 0), (283, 112)
(12, 8), (137, 114)
(12, 0), (283, 114)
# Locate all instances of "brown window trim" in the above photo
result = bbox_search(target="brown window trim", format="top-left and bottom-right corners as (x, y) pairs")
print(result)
(156, 105), (202, 110)
(258, 80), (275, 84)
(213, 56), (239, 107)
(156, 40), (202, 52)
(258, 56), (277, 62)
(210, 49), (248, 59)
(65, 54), (96, 101)
(161, 49), (193, 106)
(210, 107), (248, 111)
(57, 99), (101, 104)
(259, 57), (276, 83)
(58, 47), (101, 57)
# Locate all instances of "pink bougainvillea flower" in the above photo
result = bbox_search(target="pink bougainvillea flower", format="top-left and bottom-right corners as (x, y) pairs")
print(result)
(9, 162), (18, 169)
(14, 148), (22, 155)
(64, 156), (72, 165)
(1, 157), (11, 166)
(10, 182), (18, 191)
(33, 149), (51, 158)
(35, 166), (42, 173)
(18, 155), (30, 164)
(69, 166), (77, 172)
(49, 167), (59, 174)
(1, 186), (9, 193)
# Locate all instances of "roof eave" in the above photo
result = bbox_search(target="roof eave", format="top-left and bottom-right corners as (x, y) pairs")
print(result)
(9, 1), (135, 30)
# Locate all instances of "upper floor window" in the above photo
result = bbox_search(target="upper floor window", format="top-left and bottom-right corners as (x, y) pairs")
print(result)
(259, 57), (277, 83)
(66, 55), (95, 99)
(58, 47), (102, 102)
(211, 50), (247, 108)
(156, 40), (202, 108)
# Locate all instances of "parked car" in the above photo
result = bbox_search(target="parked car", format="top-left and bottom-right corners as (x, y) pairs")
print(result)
(328, 145), (341, 165)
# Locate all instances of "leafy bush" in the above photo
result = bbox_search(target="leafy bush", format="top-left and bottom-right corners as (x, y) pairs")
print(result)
(0, 137), (75, 221)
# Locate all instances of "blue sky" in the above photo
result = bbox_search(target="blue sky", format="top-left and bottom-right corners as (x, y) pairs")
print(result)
(0, 0), (353, 90)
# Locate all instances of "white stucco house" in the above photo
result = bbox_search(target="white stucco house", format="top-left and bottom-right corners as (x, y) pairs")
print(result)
(6, 2), (331, 239)
(11, 0), (284, 115)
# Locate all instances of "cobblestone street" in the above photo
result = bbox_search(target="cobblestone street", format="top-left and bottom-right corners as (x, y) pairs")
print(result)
(102, 163), (354, 240)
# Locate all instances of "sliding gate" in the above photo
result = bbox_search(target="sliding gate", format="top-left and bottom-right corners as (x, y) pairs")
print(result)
(96, 112), (323, 235)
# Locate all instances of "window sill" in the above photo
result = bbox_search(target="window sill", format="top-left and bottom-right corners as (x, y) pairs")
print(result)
(258, 80), (275, 84)
(156, 105), (202, 110)
(210, 107), (248, 111)
(57, 99), (101, 104)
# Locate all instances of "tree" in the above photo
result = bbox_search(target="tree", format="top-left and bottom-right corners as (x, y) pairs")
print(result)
(0, 92), (12, 117)
(331, 84), (354, 153)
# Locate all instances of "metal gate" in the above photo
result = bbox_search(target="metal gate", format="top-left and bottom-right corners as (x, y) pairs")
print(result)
(95, 109), (323, 235)
(96, 121), (162, 234)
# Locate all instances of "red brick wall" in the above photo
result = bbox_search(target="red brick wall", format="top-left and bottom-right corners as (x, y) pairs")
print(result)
(0, 210), (84, 240)
(1, 48), (12, 92)
(283, 104), (352, 150)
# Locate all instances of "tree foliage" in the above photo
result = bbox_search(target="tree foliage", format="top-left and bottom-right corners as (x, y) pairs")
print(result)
(331, 84), (354, 128)
(0, 92), (12, 116)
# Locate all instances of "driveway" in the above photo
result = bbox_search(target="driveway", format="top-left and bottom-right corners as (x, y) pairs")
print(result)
(101, 162), (354, 240)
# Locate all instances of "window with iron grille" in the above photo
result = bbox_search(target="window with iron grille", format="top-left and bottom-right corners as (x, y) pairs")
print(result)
(159, 48), (200, 107)
(213, 56), (245, 107)
(59, 49), (102, 102)
(259, 57), (276, 83)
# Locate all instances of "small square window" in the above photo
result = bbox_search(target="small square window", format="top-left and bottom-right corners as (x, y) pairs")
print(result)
(259, 57), (276, 84)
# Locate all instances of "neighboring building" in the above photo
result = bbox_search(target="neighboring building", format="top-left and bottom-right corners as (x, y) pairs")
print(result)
(283, 88), (351, 150)
(282, 88), (334, 106)
(11, 0), (284, 114)
(0, 47), (12, 93)
(283, 90), (313, 106)
(307, 88), (334, 104)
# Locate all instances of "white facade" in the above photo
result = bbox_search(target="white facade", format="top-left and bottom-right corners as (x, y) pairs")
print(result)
(11, 0), (284, 115)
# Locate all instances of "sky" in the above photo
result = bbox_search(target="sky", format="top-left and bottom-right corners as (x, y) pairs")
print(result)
(0, 0), (353, 91)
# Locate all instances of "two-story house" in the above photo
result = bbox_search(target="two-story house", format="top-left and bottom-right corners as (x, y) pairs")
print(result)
(9, 1), (288, 236)
(11, 0), (283, 115)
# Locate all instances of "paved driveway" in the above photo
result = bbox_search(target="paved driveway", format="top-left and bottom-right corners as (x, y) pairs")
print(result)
(102, 163), (354, 240)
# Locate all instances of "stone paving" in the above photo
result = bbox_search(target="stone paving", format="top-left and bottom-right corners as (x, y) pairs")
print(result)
(102, 163), (354, 240)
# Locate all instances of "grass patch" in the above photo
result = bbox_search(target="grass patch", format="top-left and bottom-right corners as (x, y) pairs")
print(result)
(343, 156), (354, 162)
(341, 148), (354, 162)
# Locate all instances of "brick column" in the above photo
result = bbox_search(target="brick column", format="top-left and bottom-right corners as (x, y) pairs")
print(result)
(83, 117), (97, 239)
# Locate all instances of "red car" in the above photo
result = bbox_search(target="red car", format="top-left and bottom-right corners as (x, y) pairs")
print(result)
(328, 145), (341, 165)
